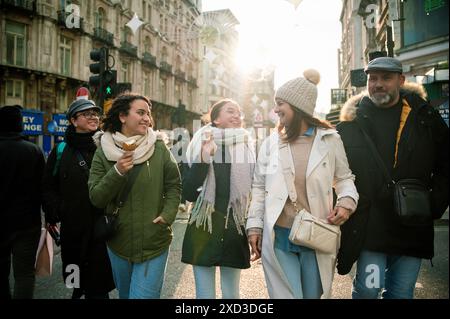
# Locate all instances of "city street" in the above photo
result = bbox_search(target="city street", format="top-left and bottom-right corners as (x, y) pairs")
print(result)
(2, 0), (448, 310)
(30, 215), (449, 299)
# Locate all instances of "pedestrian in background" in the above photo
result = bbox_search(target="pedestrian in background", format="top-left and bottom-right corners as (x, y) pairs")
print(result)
(42, 99), (114, 299)
(0, 105), (45, 299)
(181, 98), (255, 299)
(246, 70), (359, 299)
(337, 57), (449, 299)
(88, 93), (181, 299)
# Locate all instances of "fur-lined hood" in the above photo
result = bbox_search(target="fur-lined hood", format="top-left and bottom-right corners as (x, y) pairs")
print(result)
(339, 82), (428, 122)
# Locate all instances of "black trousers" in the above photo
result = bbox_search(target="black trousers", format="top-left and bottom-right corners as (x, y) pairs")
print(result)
(0, 225), (41, 299)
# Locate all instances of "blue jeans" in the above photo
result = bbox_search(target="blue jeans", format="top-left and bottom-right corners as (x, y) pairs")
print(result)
(274, 247), (323, 299)
(107, 247), (169, 299)
(352, 250), (422, 299)
(193, 265), (241, 299)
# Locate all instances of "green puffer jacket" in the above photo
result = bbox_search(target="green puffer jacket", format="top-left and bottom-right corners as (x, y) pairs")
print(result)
(88, 140), (181, 263)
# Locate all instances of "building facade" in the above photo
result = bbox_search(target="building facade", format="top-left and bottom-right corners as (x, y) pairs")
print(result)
(1, 0), (204, 154)
(197, 9), (243, 115)
(335, 0), (449, 125)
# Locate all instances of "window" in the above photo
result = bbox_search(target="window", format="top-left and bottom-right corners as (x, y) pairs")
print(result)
(159, 14), (164, 32)
(210, 85), (217, 95)
(147, 4), (152, 24)
(95, 8), (105, 29)
(59, 90), (68, 113)
(143, 72), (152, 97)
(160, 78), (167, 102)
(122, 27), (131, 42)
(122, 62), (129, 82)
(188, 88), (193, 109)
(6, 80), (24, 98)
(161, 46), (168, 62)
(187, 63), (193, 78)
(144, 36), (152, 53)
(59, 36), (72, 75)
(402, 0), (449, 47)
(6, 21), (26, 67)
(121, 0), (129, 9)
(175, 83), (181, 101)
(175, 55), (181, 71)
(60, 0), (72, 10)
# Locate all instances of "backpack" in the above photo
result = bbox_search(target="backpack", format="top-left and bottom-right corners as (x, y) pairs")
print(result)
(52, 141), (67, 176)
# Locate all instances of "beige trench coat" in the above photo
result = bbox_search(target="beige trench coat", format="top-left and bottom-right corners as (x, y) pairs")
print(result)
(246, 128), (359, 298)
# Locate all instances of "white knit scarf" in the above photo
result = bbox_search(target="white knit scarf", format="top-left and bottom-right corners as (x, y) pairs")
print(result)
(186, 124), (256, 234)
(94, 128), (157, 164)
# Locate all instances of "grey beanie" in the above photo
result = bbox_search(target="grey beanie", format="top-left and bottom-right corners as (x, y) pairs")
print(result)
(275, 69), (320, 117)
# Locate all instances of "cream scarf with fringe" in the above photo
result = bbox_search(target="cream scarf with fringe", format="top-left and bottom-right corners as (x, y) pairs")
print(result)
(186, 124), (256, 235)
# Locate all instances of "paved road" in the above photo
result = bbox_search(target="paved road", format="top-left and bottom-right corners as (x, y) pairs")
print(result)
(30, 219), (448, 299)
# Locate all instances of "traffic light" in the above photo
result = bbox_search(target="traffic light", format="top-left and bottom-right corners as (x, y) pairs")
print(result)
(103, 70), (117, 100)
(89, 48), (107, 88)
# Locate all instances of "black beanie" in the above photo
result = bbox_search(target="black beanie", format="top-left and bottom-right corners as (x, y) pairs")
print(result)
(0, 105), (23, 133)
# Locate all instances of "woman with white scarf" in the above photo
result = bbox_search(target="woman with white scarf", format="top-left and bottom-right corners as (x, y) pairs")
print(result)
(88, 93), (181, 299)
(181, 99), (256, 299)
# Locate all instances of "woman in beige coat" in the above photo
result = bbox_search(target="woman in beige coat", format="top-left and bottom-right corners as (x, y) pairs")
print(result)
(246, 70), (359, 299)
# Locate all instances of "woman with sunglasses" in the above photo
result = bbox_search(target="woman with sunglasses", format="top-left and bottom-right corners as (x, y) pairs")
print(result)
(42, 99), (115, 299)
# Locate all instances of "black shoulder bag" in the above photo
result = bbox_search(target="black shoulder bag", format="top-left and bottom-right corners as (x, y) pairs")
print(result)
(357, 125), (432, 227)
(93, 164), (143, 241)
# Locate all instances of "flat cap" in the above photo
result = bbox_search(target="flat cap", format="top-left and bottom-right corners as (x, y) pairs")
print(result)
(66, 99), (100, 120)
(364, 57), (403, 74)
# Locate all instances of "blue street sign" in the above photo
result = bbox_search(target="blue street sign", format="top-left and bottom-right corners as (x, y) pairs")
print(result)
(52, 113), (70, 136)
(22, 110), (44, 136)
(43, 135), (52, 158)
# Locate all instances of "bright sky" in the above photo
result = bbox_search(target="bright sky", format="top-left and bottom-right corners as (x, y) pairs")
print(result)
(202, 0), (342, 114)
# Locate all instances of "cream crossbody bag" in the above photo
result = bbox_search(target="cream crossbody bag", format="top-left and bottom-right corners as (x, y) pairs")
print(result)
(279, 142), (341, 255)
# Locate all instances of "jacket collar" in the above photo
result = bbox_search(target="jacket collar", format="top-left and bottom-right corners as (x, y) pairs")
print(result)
(339, 81), (430, 122)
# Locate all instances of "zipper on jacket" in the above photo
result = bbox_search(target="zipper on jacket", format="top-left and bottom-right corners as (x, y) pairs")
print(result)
(146, 160), (150, 179)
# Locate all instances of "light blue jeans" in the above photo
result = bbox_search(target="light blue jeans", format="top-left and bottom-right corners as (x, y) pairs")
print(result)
(107, 247), (169, 299)
(274, 246), (323, 299)
(352, 250), (422, 299)
(193, 265), (241, 299)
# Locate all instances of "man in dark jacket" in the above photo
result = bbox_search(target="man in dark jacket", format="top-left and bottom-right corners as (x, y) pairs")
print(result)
(0, 105), (45, 299)
(337, 57), (449, 299)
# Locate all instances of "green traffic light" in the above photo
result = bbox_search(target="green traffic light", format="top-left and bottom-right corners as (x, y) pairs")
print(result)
(106, 86), (112, 95)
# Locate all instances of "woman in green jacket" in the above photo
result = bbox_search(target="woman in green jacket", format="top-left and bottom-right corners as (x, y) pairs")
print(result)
(88, 93), (181, 299)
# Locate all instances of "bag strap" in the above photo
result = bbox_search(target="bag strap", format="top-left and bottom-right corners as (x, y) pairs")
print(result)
(278, 142), (299, 209)
(355, 118), (395, 187)
(113, 165), (143, 215)
(75, 150), (90, 177)
(52, 141), (67, 176)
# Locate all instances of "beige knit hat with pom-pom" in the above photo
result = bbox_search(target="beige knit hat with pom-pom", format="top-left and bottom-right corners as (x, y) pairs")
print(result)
(275, 69), (320, 117)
